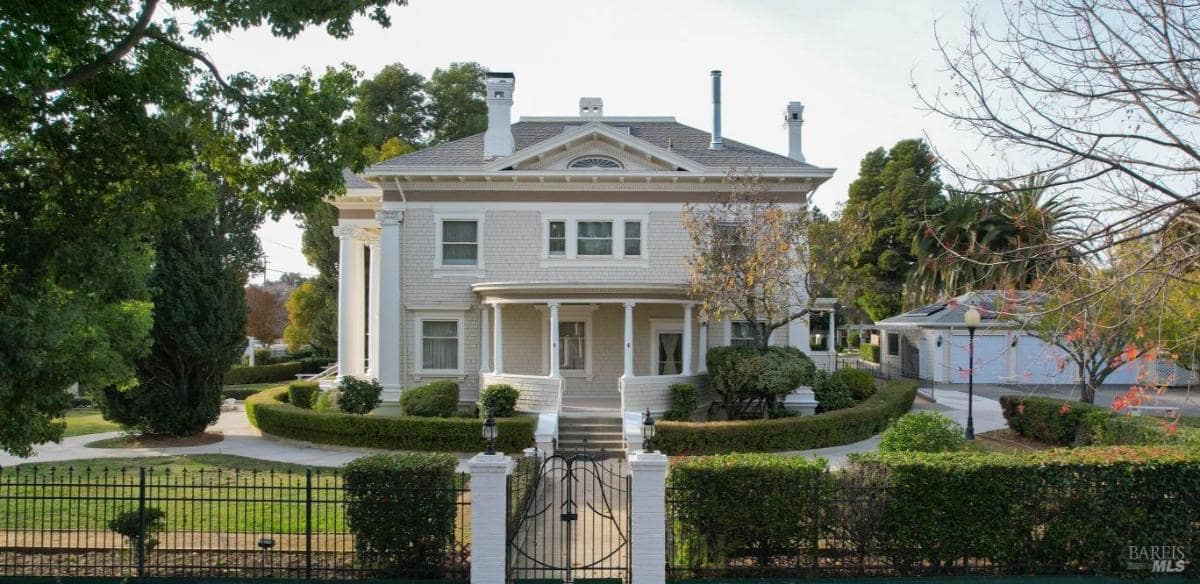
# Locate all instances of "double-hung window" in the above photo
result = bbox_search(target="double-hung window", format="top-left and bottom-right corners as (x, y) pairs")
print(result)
(730, 321), (758, 347)
(887, 333), (900, 356)
(577, 221), (613, 256)
(548, 221), (567, 256)
(421, 320), (460, 371)
(441, 220), (478, 266)
(623, 220), (642, 256)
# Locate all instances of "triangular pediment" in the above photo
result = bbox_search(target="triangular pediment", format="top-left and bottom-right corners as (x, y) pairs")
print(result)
(484, 122), (705, 172)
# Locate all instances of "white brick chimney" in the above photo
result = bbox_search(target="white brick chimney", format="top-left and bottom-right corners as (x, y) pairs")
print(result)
(579, 97), (603, 118)
(484, 72), (515, 159)
(786, 101), (805, 162)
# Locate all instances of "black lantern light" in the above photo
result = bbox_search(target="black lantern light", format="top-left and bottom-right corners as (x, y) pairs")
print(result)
(482, 410), (498, 455)
(641, 408), (656, 452)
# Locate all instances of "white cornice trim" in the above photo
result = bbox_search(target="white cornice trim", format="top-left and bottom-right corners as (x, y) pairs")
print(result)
(519, 116), (677, 123)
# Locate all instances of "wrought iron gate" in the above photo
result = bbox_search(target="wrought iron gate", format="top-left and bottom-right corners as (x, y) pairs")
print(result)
(901, 332), (922, 379)
(507, 453), (630, 583)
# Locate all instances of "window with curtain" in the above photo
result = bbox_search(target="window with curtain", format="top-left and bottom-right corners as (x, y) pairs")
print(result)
(731, 321), (758, 347)
(441, 220), (478, 266)
(624, 220), (641, 256)
(421, 320), (459, 370)
(576, 221), (613, 256)
(559, 322), (586, 370)
(548, 221), (566, 256)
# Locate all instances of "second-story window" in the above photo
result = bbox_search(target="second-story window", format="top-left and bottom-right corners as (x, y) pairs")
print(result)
(624, 220), (642, 256)
(548, 221), (566, 256)
(577, 221), (613, 256)
(441, 220), (478, 266)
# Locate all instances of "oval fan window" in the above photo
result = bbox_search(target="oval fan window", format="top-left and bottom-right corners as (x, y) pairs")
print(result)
(568, 156), (622, 169)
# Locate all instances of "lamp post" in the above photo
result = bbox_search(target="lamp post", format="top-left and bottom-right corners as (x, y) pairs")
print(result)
(963, 305), (981, 440)
(482, 410), (497, 455)
(641, 408), (656, 452)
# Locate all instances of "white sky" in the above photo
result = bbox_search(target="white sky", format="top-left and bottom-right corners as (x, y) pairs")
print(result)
(192, 0), (990, 281)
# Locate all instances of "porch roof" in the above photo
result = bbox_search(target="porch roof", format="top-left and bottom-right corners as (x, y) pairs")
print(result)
(471, 281), (690, 302)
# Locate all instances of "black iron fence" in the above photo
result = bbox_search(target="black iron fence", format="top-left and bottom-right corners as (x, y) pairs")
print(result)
(835, 356), (894, 380)
(0, 465), (470, 580)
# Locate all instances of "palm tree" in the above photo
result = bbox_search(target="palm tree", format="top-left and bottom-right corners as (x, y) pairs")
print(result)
(908, 173), (1081, 302)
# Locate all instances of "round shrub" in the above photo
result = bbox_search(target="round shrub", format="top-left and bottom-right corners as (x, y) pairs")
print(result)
(314, 389), (340, 413)
(401, 380), (459, 417)
(287, 381), (319, 410)
(707, 345), (815, 419)
(833, 368), (876, 402)
(339, 376), (383, 415)
(879, 411), (967, 453)
(812, 371), (854, 412)
(480, 384), (519, 417)
(847, 332), (861, 347)
(663, 383), (699, 421)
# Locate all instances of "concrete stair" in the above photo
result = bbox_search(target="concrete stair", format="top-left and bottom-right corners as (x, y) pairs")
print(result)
(556, 415), (625, 457)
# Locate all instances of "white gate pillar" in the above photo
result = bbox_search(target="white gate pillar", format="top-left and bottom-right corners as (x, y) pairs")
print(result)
(468, 453), (514, 584)
(629, 451), (668, 584)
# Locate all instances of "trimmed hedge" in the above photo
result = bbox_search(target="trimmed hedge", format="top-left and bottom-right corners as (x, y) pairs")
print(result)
(879, 411), (966, 453)
(401, 380), (459, 417)
(853, 447), (1200, 575)
(668, 454), (827, 566)
(480, 384), (519, 418)
(652, 379), (918, 454)
(859, 343), (881, 363)
(224, 361), (302, 385)
(662, 383), (699, 421)
(342, 453), (459, 576)
(1000, 394), (1200, 447)
(247, 386), (535, 452)
(287, 381), (319, 410)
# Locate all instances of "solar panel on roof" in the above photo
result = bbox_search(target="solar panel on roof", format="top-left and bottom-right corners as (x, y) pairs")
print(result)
(906, 304), (946, 317)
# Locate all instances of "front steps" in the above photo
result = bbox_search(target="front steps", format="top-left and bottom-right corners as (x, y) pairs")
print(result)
(556, 415), (625, 457)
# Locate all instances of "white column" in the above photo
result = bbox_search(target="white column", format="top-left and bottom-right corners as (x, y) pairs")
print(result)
(375, 210), (404, 404)
(698, 320), (709, 373)
(492, 303), (504, 375)
(364, 233), (381, 379)
(622, 302), (635, 379)
(548, 301), (561, 378)
(681, 303), (694, 375)
(828, 308), (837, 359)
(479, 304), (491, 374)
(468, 453), (514, 584)
(629, 451), (669, 584)
(334, 225), (364, 379)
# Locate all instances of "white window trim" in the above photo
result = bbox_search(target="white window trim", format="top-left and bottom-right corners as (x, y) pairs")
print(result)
(539, 213), (649, 266)
(648, 318), (684, 376)
(413, 311), (467, 377)
(433, 213), (485, 275)
(722, 319), (780, 346)
(537, 304), (597, 379)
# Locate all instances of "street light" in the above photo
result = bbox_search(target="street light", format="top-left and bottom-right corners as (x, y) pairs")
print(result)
(641, 409), (656, 452)
(482, 410), (498, 455)
(963, 305), (981, 440)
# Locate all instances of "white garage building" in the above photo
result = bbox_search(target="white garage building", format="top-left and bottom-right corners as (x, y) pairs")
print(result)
(874, 291), (1192, 387)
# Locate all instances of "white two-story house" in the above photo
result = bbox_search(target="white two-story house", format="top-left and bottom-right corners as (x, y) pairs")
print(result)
(330, 71), (835, 430)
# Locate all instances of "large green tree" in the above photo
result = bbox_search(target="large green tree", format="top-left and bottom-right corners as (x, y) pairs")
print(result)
(0, 0), (402, 456)
(353, 63), (428, 147)
(840, 139), (945, 320)
(96, 187), (252, 435)
(426, 62), (488, 145)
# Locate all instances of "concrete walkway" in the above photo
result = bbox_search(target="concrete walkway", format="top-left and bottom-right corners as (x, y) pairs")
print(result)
(781, 386), (1009, 468)
(0, 403), (475, 471)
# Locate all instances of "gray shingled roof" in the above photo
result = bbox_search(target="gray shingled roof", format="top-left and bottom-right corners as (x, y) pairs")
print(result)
(368, 120), (814, 172)
(876, 291), (1049, 329)
(342, 168), (376, 190)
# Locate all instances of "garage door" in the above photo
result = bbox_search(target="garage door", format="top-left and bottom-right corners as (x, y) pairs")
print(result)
(1014, 336), (1074, 385)
(949, 334), (1009, 384)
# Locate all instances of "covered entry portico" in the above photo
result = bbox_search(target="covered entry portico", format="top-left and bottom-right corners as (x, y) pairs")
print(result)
(473, 282), (708, 417)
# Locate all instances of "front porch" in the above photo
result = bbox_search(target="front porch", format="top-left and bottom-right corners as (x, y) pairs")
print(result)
(472, 283), (712, 419)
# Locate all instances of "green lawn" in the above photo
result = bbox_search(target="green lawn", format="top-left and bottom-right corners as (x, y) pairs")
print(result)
(0, 454), (468, 537)
(60, 408), (121, 437)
